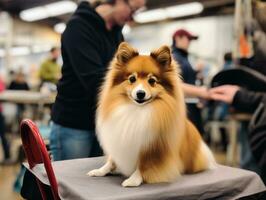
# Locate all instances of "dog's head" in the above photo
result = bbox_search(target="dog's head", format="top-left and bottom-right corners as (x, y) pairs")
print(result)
(107, 42), (181, 106)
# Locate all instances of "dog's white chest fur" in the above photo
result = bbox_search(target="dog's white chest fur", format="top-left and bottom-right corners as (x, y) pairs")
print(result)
(97, 104), (153, 177)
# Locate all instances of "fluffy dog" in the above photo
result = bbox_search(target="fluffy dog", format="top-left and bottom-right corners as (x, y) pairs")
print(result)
(88, 42), (216, 187)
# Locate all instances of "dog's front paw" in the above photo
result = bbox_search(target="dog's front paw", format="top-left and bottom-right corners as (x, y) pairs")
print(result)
(122, 176), (142, 187)
(87, 169), (106, 177)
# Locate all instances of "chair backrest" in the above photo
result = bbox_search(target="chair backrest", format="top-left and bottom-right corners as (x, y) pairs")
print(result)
(211, 66), (266, 92)
(20, 119), (60, 200)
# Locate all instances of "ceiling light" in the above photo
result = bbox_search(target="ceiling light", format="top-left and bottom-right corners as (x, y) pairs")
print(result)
(133, 2), (204, 23)
(20, 1), (77, 22)
(46, 1), (77, 17)
(20, 7), (47, 22)
(166, 2), (203, 18)
(54, 23), (66, 34)
(133, 8), (167, 23)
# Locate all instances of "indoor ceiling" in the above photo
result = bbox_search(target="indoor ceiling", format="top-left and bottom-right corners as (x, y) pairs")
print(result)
(0, 0), (235, 26)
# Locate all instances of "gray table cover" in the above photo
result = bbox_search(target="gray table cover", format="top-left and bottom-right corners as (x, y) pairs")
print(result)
(24, 157), (265, 200)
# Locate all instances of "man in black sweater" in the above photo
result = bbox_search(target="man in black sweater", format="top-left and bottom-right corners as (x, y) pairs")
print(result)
(50, 0), (146, 161)
(210, 85), (266, 184)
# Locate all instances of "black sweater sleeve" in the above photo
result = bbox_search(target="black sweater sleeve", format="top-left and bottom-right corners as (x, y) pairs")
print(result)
(62, 18), (106, 93)
(232, 89), (266, 113)
(232, 89), (266, 180)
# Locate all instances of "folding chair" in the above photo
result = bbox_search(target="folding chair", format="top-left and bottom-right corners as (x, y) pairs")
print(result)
(20, 119), (60, 200)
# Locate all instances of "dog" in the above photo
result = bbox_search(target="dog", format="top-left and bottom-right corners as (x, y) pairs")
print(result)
(87, 42), (216, 187)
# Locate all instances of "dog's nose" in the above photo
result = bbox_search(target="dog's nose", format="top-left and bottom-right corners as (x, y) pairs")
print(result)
(136, 90), (146, 100)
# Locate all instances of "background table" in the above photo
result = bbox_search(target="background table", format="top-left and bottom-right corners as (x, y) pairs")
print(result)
(24, 157), (265, 200)
(0, 90), (56, 104)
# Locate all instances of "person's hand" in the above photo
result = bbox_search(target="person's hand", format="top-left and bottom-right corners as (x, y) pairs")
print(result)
(209, 85), (240, 104)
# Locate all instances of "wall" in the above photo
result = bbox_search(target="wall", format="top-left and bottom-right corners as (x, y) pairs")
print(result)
(0, 13), (61, 83)
(125, 15), (234, 77)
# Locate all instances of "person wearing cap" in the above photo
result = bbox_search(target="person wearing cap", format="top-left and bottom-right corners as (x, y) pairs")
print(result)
(49, 0), (146, 161)
(172, 29), (199, 84)
(172, 28), (208, 135)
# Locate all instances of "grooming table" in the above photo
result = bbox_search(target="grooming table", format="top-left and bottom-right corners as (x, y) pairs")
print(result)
(24, 157), (265, 200)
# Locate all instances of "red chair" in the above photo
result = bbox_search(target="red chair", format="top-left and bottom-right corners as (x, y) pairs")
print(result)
(20, 119), (60, 200)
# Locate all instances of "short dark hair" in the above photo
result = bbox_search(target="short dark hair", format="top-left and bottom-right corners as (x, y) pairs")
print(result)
(50, 47), (58, 53)
(224, 52), (232, 62)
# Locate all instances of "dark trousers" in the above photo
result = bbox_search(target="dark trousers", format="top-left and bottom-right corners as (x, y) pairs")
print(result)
(187, 104), (204, 136)
(0, 113), (10, 159)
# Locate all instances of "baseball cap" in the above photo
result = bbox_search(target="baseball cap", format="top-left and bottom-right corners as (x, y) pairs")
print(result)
(173, 29), (198, 40)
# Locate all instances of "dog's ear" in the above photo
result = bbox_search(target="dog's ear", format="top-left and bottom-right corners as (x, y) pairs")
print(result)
(150, 45), (171, 68)
(116, 42), (139, 65)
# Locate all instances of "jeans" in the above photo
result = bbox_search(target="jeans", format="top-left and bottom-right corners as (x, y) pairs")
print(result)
(49, 122), (102, 161)
(239, 122), (261, 175)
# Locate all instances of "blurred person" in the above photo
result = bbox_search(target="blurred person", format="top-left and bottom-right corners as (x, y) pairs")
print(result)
(240, 25), (266, 75)
(210, 85), (266, 184)
(8, 69), (30, 122)
(172, 29), (199, 85)
(214, 52), (234, 121)
(39, 47), (61, 85)
(223, 52), (233, 70)
(50, 0), (146, 161)
(194, 60), (205, 86)
(211, 52), (234, 151)
(237, 1), (266, 75)
(0, 77), (10, 163)
(9, 69), (30, 91)
(8, 70), (30, 192)
(172, 28), (208, 135)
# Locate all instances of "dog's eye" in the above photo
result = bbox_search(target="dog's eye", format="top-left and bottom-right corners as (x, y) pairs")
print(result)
(128, 75), (136, 83)
(148, 77), (157, 86)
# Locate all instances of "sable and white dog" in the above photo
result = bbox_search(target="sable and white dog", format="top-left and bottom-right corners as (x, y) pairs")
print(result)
(88, 42), (216, 187)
